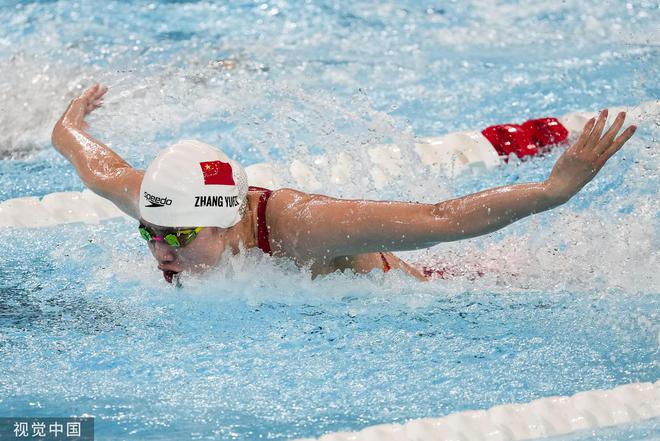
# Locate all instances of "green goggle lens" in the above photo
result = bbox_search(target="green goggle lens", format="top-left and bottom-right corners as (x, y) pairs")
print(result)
(138, 225), (202, 248)
(139, 227), (152, 241)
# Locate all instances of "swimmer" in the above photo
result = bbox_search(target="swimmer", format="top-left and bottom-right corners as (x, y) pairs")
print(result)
(52, 84), (637, 283)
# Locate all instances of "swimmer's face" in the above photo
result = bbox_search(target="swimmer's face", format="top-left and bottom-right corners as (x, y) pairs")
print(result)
(140, 220), (229, 283)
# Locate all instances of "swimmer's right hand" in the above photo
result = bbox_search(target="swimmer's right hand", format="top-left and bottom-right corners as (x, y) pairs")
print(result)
(58, 83), (108, 131)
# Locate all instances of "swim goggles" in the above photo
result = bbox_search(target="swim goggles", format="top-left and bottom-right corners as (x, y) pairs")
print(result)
(138, 224), (203, 248)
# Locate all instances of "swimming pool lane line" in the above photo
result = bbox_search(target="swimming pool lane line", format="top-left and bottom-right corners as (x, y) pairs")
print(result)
(295, 380), (660, 441)
(2, 101), (656, 229)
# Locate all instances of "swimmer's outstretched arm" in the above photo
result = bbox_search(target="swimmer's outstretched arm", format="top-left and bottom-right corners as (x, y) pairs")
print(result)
(273, 110), (636, 259)
(51, 84), (143, 219)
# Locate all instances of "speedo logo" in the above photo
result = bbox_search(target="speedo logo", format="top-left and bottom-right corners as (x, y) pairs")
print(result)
(194, 195), (240, 208)
(143, 191), (172, 208)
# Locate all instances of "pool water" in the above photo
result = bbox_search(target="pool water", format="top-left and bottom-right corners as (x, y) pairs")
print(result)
(0, 0), (658, 440)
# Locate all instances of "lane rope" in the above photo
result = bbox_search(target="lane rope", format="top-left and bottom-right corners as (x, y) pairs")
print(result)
(294, 381), (660, 441)
(2, 101), (656, 229)
(1, 101), (657, 228)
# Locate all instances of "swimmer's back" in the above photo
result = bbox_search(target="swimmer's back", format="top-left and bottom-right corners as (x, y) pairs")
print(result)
(264, 189), (427, 280)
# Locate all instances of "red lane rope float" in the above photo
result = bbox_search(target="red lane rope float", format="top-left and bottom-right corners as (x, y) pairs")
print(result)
(482, 117), (569, 159)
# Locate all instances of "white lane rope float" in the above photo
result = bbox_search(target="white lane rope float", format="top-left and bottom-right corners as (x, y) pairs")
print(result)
(1, 102), (658, 440)
(295, 381), (660, 441)
(0, 101), (657, 228)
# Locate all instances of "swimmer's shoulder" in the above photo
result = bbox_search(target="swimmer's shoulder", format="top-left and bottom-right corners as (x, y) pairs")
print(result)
(264, 188), (313, 222)
(266, 188), (335, 219)
(262, 188), (321, 258)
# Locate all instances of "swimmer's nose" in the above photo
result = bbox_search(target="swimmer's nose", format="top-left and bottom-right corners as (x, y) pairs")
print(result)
(153, 240), (177, 263)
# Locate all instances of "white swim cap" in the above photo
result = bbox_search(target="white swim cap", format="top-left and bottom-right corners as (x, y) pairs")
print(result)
(139, 140), (248, 228)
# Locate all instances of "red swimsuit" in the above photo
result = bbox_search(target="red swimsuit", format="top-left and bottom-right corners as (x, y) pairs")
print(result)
(249, 186), (273, 255)
(380, 252), (392, 272)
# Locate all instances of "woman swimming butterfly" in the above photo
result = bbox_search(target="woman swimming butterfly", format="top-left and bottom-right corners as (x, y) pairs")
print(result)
(52, 84), (637, 283)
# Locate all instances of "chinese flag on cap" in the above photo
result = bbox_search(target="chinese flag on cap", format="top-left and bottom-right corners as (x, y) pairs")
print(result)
(199, 161), (235, 185)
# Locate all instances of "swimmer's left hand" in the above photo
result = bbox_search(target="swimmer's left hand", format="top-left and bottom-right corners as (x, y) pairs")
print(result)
(59, 83), (108, 131)
(545, 109), (637, 203)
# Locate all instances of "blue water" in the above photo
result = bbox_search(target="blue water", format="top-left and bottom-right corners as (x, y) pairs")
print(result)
(1, 0), (658, 440)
